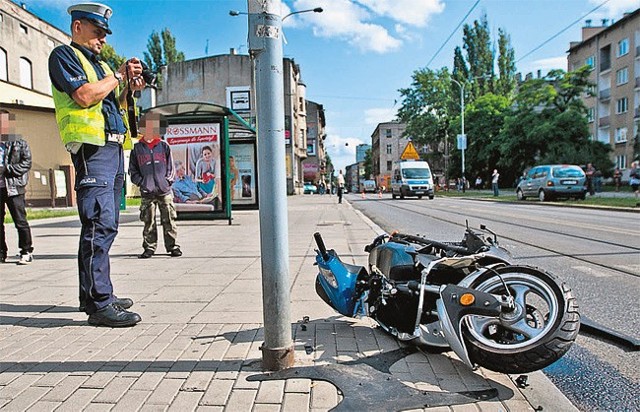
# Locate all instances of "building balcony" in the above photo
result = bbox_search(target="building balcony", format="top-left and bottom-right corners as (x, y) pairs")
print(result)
(599, 116), (610, 127)
(599, 88), (611, 100)
(600, 62), (611, 72)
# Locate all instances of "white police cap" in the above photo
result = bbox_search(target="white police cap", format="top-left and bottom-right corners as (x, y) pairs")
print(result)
(68, 2), (113, 34)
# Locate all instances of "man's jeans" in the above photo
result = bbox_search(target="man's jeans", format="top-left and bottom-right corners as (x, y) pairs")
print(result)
(0, 189), (33, 255)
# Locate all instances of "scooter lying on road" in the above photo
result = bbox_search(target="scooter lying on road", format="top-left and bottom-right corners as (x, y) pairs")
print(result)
(313, 223), (580, 374)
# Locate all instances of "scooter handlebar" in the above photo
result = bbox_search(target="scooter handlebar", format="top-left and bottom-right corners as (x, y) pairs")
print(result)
(314, 232), (330, 261)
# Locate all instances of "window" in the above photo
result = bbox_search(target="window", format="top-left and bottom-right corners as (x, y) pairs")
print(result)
(386, 161), (392, 171)
(19, 57), (32, 89)
(616, 67), (628, 85)
(585, 55), (595, 69)
(615, 127), (627, 143)
(386, 144), (392, 154)
(385, 129), (392, 138)
(587, 107), (595, 122)
(19, 24), (28, 35)
(586, 84), (596, 96)
(615, 155), (626, 170)
(0, 48), (6, 81)
(617, 38), (629, 57)
(616, 97), (628, 114)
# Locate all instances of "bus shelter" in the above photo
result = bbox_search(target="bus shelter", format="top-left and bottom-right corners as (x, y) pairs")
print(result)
(143, 102), (256, 224)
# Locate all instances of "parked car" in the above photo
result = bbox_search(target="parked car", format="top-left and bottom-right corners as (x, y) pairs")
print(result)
(516, 164), (587, 201)
(303, 182), (318, 194)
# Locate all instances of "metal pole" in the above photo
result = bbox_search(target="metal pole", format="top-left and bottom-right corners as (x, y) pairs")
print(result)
(460, 85), (465, 179)
(247, 0), (294, 371)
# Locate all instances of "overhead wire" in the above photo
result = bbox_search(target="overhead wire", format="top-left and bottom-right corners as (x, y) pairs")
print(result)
(516, 0), (611, 63)
(425, 0), (481, 68)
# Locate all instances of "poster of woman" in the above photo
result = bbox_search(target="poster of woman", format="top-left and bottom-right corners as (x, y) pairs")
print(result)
(229, 143), (255, 205)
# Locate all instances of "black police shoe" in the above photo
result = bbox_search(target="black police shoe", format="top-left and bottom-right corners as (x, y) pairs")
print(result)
(79, 297), (133, 312)
(113, 297), (134, 309)
(170, 248), (182, 257)
(88, 303), (141, 327)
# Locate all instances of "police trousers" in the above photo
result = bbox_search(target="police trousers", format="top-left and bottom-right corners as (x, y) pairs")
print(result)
(139, 194), (178, 253)
(71, 142), (124, 314)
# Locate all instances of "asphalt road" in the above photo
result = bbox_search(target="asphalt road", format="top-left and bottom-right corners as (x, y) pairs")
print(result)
(346, 193), (639, 412)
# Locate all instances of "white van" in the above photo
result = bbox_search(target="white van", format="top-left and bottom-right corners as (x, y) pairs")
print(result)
(391, 160), (435, 200)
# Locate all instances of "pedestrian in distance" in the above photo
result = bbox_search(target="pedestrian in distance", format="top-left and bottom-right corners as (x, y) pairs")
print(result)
(0, 109), (34, 265)
(128, 112), (181, 260)
(491, 169), (500, 197)
(337, 170), (345, 204)
(629, 161), (640, 203)
(613, 167), (622, 192)
(48, 2), (145, 327)
(585, 162), (596, 196)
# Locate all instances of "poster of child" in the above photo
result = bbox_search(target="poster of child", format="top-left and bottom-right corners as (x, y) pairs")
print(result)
(194, 145), (217, 196)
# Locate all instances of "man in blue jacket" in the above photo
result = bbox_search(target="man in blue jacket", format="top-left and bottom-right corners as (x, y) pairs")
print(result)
(0, 109), (34, 265)
(129, 112), (181, 259)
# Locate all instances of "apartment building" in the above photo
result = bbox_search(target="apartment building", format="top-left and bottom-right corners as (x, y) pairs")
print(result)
(371, 121), (410, 189)
(568, 9), (640, 175)
(301, 100), (327, 185)
(0, 0), (75, 206)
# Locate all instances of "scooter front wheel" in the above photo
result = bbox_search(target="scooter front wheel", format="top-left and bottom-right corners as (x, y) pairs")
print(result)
(462, 266), (579, 374)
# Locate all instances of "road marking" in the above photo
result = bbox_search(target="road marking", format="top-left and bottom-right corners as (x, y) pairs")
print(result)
(573, 266), (612, 278)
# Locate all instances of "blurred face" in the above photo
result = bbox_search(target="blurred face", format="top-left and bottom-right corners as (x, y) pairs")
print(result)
(202, 148), (212, 161)
(0, 113), (16, 140)
(141, 115), (163, 141)
(176, 166), (185, 178)
(72, 19), (107, 55)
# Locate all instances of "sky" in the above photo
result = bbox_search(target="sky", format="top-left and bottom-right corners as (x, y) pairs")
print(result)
(17, 0), (639, 173)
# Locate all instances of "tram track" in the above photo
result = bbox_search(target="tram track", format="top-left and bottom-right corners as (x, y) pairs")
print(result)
(352, 198), (640, 279)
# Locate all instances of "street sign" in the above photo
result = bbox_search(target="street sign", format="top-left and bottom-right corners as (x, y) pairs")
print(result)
(457, 134), (467, 150)
(400, 142), (420, 160)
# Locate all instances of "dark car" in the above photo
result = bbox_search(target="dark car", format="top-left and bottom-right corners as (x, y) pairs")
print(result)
(516, 164), (587, 201)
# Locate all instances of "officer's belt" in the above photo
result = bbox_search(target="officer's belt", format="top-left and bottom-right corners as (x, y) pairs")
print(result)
(106, 133), (125, 144)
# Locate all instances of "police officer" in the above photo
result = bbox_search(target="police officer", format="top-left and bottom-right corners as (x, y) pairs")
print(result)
(48, 2), (144, 327)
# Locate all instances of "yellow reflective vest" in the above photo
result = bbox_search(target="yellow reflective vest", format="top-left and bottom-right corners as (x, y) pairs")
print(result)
(52, 45), (133, 150)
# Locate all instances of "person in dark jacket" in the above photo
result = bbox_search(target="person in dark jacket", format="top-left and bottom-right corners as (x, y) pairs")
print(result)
(128, 112), (181, 259)
(0, 109), (34, 265)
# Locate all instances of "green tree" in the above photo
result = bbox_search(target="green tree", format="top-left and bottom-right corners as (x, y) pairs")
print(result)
(496, 28), (516, 97)
(397, 67), (454, 148)
(462, 14), (494, 98)
(450, 93), (511, 182)
(496, 67), (612, 185)
(143, 28), (185, 77)
(101, 44), (126, 71)
(363, 148), (373, 179)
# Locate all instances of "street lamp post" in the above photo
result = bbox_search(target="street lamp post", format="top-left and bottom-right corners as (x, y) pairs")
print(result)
(237, 0), (322, 371)
(450, 79), (466, 186)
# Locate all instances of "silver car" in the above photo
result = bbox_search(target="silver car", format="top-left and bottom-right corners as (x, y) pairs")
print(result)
(516, 164), (587, 201)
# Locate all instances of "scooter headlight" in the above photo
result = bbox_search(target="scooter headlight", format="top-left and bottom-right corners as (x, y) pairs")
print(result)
(319, 266), (338, 288)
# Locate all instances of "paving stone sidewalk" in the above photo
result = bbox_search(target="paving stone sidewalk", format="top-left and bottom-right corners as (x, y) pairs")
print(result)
(0, 195), (577, 411)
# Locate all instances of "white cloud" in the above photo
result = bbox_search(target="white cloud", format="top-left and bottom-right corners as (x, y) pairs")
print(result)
(357, 0), (445, 27)
(324, 130), (365, 172)
(531, 56), (568, 71)
(588, 0), (639, 19)
(292, 0), (402, 53)
(364, 107), (397, 126)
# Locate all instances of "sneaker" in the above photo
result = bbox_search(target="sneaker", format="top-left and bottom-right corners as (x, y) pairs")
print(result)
(17, 253), (33, 265)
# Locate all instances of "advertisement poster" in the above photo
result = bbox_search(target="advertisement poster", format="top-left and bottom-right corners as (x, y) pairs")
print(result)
(229, 143), (256, 206)
(165, 123), (223, 212)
